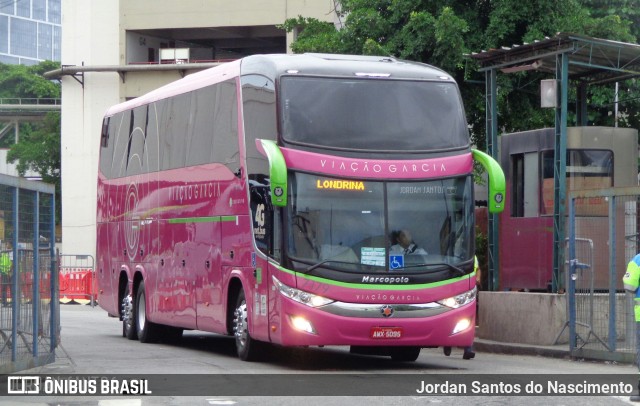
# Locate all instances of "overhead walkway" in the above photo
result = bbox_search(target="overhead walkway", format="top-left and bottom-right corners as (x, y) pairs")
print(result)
(0, 98), (61, 122)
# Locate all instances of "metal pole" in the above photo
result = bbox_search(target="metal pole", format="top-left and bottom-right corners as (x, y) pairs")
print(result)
(609, 195), (617, 351)
(568, 195), (576, 351)
(10, 187), (18, 361)
(50, 196), (58, 353)
(552, 52), (569, 292)
(486, 68), (499, 291)
(32, 191), (40, 357)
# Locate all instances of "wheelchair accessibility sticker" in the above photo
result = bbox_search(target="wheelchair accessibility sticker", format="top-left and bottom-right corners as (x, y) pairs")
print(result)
(389, 255), (404, 270)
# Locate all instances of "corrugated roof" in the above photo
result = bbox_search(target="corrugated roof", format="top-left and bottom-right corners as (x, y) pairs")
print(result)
(467, 32), (640, 85)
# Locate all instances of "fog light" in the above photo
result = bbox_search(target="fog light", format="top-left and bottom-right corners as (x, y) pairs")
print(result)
(452, 318), (472, 334)
(290, 316), (316, 334)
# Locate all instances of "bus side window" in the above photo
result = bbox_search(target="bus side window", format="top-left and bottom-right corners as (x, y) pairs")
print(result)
(126, 105), (148, 176)
(111, 111), (131, 178)
(212, 80), (240, 174)
(161, 92), (190, 171)
(99, 117), (113, 179)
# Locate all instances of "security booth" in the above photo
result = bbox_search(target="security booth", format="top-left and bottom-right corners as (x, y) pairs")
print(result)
(499, 126), (638, 291)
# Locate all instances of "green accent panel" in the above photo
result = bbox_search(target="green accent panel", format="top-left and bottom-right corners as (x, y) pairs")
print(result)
(472, 149), (506, 213)
(167, 216), (237, 224)
(271, 263), (472, 291)
(256, 268), (262, 284)
(258, 139), (288, 207)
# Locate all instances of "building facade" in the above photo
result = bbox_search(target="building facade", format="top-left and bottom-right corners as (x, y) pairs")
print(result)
(0, 0), (61, 65)
(59, 0), (336, 258)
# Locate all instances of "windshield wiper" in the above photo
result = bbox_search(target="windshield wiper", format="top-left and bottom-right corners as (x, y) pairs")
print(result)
(288, 255), (360, 274)
(393, 262), (465, 276)
(305, 259), (359, 273)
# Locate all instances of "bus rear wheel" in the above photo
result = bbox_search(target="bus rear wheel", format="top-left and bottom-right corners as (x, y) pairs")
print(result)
(135, 280), (161, 343)
(232, 290), (261, 361)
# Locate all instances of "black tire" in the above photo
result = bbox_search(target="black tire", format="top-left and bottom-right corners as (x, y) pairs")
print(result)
(390, 346), (421, 362)
(232, 289), (261, 361)
(135, 281), (161, 343)
(122, 283), (137, 340)
(161, 325), (183, 343)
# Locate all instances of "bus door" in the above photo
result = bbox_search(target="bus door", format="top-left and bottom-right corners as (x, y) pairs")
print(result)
(248, 177), (279, 342)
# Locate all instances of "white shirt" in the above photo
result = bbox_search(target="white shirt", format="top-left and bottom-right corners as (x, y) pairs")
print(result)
(390, 243), (427, 255)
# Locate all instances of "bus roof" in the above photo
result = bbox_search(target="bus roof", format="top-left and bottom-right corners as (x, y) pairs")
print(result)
(104, 53), (454, 116)
(240, 53), (454, 82)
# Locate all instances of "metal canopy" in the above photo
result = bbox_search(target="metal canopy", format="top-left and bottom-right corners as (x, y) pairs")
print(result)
(469, 33), (640, 84)
(467, 32), (640, 292)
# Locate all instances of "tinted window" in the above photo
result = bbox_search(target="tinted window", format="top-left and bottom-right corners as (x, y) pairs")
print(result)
(243, 74), (276, 177)
(99, 118), (113, 178)
(126, 105), (147, 176)
(280, 77), (468, 151)
(243, 74), (278, 259)
(186, 87), (216, 166)
(146, 102), (162, 173)
(211, 80), (239, 173)
(111, 111), (131, 178)
(160, 93), (190, 170)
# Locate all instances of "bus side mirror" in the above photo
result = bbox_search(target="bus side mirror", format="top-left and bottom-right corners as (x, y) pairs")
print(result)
(472, 149), (505, 214)
(256, 139), (287, 207)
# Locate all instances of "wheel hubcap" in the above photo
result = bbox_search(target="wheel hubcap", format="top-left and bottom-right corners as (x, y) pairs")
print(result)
(137, 291), (146, 331)
(233, 301), (248, 348)
(121, 293), (133, 327)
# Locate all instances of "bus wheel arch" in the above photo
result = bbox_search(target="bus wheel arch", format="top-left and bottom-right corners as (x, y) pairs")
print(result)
(226, 277), (242, 335)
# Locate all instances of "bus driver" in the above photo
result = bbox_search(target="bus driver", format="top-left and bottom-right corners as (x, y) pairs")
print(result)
(390, 230), (427, 255)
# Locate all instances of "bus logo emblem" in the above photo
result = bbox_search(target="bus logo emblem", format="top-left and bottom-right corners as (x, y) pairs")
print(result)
(380, 305), (394, 318)
(274, 186), (283, 197)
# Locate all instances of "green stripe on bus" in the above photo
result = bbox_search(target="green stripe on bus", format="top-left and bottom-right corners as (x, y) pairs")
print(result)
(272, 263), (470, 290)
(167, 216), (237, 224)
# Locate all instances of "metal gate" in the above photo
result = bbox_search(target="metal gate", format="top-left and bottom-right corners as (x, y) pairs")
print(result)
(0, 174), (57, 373)
(566, 187), (640, 363)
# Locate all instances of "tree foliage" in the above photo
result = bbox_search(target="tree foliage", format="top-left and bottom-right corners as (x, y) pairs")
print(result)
(0, 61), (60, 99)
(281, 0), (638, 149)
(0, 61), (61, 222)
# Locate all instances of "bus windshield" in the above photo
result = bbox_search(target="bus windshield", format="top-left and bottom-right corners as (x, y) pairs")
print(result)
(280, 76), (469, 151)
(286, 173), (474, 273)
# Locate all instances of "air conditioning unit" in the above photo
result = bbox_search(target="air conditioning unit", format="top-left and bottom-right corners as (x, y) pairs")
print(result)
(160, 48), (190, 64)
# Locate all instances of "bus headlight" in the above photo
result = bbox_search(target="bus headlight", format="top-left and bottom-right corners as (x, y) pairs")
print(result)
(273, 276), (335, 307)
(290, 315), (316, 334)
(437, 287), (477, 309)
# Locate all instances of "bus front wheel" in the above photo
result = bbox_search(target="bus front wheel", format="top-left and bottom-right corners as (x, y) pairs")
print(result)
(232, 290), (261, 361)
(390, 346), (421, 362)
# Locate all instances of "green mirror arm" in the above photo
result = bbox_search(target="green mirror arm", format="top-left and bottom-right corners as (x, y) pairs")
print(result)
(472, 149), (505, 213)
(256, 139), (288, 207)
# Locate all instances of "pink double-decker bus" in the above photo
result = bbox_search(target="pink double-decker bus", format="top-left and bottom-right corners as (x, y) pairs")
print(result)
(96, 53), (505, 362)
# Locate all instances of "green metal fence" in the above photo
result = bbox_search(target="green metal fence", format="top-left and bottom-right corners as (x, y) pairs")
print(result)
(0, 174), (57, 373)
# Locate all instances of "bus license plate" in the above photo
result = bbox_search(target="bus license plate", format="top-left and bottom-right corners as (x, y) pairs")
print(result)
(370, 327), (403, 339)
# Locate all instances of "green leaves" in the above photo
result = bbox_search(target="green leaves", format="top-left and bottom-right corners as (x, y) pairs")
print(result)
(1, 61), (61, 222)
(0, 61), (60, 100)
(282, 0), (639, 159)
